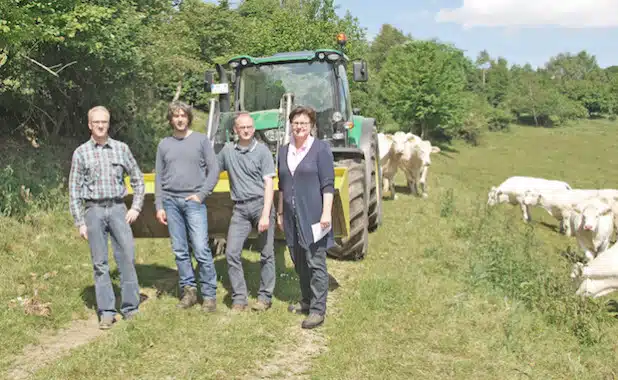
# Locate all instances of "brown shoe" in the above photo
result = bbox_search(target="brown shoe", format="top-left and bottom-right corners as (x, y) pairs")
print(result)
(230, 303), (248, 313)
(287, 301), (310, 315)
(301, 313), (324, 329)
(251, 300), (272, 312)
(177, 286), (198, 309)
(202, 298), (217, 313)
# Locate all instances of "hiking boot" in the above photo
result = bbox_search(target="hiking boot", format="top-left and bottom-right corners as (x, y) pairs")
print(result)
(202, 298), (217, 313)
(177, 286), (198, 309)
(301, 313), (324, 329)
(230, 303), (248, 313)
(287, 301), (310, 315)
(251, 300), (272, 312)
(99, 315), (115, 330)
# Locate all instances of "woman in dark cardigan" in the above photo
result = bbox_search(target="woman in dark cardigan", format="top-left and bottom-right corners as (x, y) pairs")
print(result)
(276, 105), (335, 330)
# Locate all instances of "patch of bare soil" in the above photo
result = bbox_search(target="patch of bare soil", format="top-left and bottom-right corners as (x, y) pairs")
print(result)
(247, 266), (352, 379)
(6, 288), (157, 380)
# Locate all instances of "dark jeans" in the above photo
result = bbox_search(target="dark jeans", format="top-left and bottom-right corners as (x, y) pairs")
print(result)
(84, 202), (140, 318)
(289, 212), (329, 316)
(163, 197), (218, 300)
(225, 198), (276, 305)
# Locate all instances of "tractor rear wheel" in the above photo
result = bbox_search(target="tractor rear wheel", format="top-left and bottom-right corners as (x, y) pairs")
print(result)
(327, 159), (369, 261)
(368, 131), (382, 232)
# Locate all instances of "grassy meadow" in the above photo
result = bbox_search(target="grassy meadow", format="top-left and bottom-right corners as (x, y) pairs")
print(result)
(3, 119), (618, 379)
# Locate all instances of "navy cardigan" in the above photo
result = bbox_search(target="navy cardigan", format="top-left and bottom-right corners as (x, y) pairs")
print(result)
(277, 139), (335, 250)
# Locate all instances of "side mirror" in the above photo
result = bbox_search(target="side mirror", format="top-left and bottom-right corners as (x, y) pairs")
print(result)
(352, 60), (368, 82)
(352, 108), (361, 115)
(204, 70), (215, 92)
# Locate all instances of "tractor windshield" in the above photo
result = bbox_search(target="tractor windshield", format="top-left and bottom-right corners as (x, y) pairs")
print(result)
(238, 61), (336, 113)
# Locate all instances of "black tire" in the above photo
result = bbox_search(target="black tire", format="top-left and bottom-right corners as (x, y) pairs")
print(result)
(368, 131), (382, 232)
(327, 159), (369, 261)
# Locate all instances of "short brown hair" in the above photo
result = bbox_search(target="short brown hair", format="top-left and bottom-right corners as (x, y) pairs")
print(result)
(167, 101), (193, 126)
(288, 105), (316, 126)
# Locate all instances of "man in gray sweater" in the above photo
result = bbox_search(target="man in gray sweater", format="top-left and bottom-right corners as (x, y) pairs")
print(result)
(155, 101), (220, 312)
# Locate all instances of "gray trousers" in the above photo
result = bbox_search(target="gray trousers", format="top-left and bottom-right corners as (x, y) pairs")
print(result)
(226, 198), (276, 305)
(289, 213), (329, 316)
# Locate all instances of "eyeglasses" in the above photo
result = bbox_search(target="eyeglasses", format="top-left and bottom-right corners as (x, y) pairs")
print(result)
(236, 125), (254, 130)
(291, 122), (311, 127)
(91, 121), (109, 125)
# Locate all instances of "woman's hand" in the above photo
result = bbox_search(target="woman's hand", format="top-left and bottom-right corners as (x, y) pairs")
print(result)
(277, 213), (284, 232)
(320, 212), (331, 230)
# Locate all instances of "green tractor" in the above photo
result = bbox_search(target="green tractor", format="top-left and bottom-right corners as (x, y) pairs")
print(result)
(125, 35), (383, 260)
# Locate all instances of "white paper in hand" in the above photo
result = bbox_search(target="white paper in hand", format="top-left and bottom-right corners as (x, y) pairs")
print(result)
(311, 222), (331, 243)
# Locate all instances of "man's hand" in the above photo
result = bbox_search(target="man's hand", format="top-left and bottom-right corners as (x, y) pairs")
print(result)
(276, 213), (284, 232)
(156, 210), (167, 225)
(78, 225), (88, 240)
(126, 208), (140, 224)
(258, 214), (270, 233)
(185, 194), (201, 203)
(320, 212), (331, 230)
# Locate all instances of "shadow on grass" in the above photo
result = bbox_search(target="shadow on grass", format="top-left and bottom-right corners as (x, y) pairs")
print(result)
(215, 240), (341, 308)
(81, 241), (342, 312)
(81, 263), (179, 313)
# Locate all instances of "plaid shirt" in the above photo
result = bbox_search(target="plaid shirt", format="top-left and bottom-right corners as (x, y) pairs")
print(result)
(68, 137), (145, 227)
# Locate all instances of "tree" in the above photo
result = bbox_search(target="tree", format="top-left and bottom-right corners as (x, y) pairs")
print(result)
(380, 40), (469, 139)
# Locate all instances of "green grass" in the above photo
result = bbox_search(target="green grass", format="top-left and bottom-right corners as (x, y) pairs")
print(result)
(3, 119), (618, 379)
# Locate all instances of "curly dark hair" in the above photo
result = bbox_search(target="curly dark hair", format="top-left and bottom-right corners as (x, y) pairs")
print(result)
(167, 101), (194, 126)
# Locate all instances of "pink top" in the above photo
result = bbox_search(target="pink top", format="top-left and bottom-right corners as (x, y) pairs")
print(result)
(287, 135), (315, 176)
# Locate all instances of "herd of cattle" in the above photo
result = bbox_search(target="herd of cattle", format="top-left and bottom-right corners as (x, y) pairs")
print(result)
(377, 132), (618, 300)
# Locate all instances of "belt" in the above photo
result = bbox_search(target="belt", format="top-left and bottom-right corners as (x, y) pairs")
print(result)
(84, 198), (124, 208)
(234, 196), (263, 205)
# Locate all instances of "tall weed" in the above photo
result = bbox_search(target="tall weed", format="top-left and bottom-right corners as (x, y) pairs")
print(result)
(466, 210), (614, 345)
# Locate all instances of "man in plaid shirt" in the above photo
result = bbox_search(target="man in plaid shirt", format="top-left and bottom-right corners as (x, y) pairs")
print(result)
(68, 105), (145, 330)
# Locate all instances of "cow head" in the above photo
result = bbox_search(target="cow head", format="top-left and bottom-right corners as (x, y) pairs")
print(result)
(390, 131), (411, 158)
(522, 190), (541, 206)
(487, 186), (499, 206)
(575, 198), (612, 231)
(415, 140), (440, 166)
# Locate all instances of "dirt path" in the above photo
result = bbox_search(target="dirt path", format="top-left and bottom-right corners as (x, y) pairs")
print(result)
(246, 266), (352, 379)
(5, 288), (157, 380)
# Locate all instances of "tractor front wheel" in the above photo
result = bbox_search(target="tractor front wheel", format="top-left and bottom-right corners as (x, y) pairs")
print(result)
(327, 159), (369, 261)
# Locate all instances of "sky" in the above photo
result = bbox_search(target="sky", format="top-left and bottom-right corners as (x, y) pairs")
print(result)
(333, 0), (618, 68)
(207, 0), (618, 69)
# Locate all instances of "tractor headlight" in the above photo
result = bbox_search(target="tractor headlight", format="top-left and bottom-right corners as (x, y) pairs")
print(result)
(263, 129), (282, 143)
(332, 111), (343, 123)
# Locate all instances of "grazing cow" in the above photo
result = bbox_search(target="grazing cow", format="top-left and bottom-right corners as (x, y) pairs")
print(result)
(378, 131), (411, 199)
(523, 188), (618, 235)
(398, 134), (440, 198)
(569, 197), (614, 262)
(571, 242), (618, 298)
(487, 176), (571, 223)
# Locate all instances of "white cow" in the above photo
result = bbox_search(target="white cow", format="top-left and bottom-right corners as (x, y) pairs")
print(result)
(523, 188), (618, 235)
(571, 242), (618, 298)
(569, 197), (614, 262)
(378, 131), (410, 199)
(398, 134), (440, 198)
(487, 176), (572, 223)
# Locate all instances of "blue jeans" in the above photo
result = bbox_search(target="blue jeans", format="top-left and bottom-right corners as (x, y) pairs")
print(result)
(84, 202), (140, 319)
(163, 197), (217, 300)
